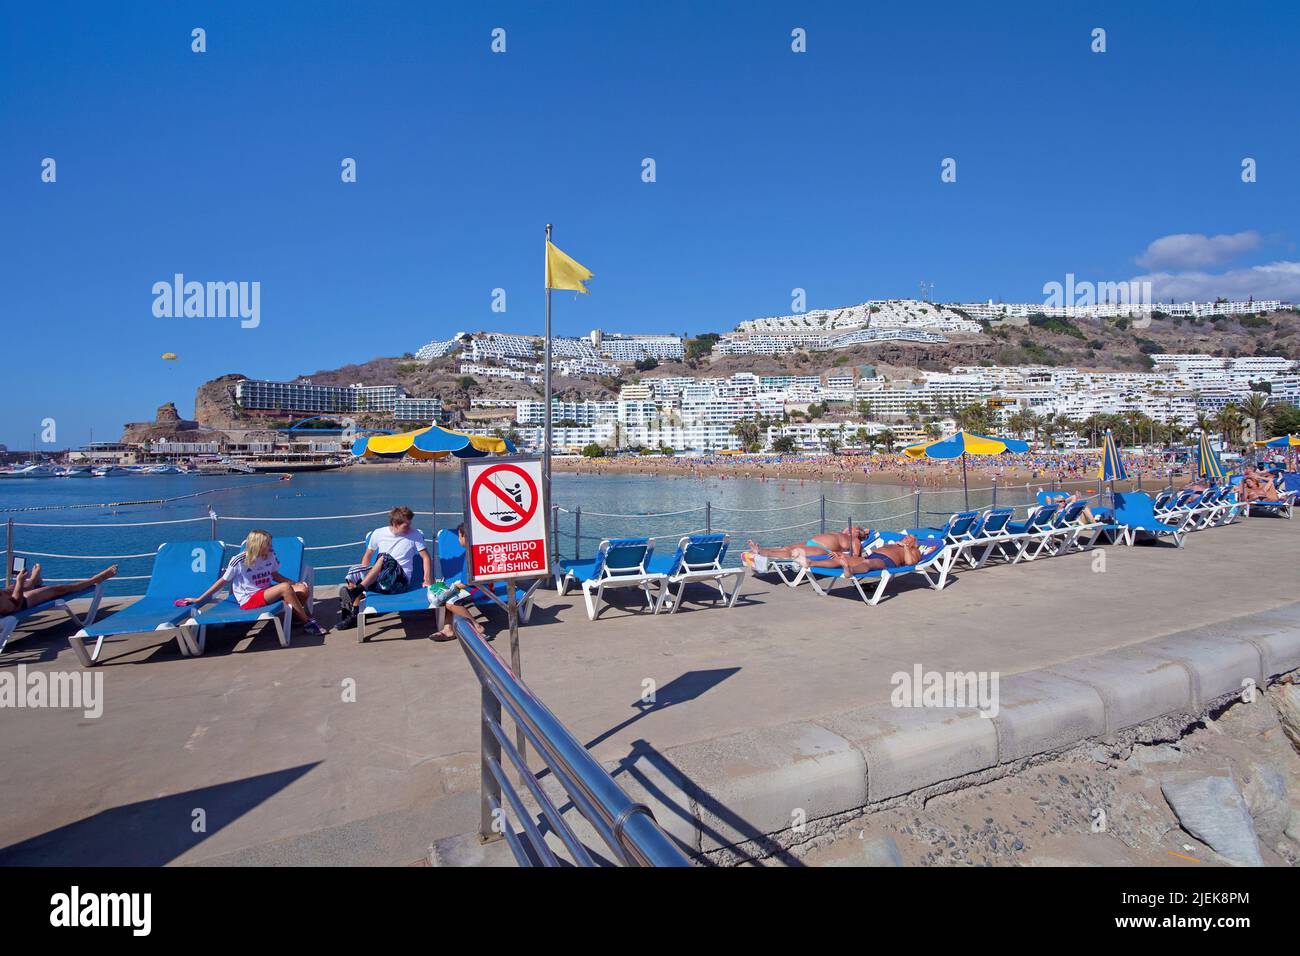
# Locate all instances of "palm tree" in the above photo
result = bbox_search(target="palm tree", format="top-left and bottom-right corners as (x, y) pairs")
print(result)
(879, 429), (897, 453)
(1214, 404), (1244, 451)
(1241, 392), (1269, 444)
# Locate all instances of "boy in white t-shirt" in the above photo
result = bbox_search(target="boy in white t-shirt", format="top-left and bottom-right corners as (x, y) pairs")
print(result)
(336, 505), (432, 628)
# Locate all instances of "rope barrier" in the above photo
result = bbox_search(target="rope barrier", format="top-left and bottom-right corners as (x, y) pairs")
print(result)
(823, 490), (915, 505)
(303, 540), (367, 551)
(711, 498), (819, 513)
(560, 506), (707, 518)
(14, 549), (159, 560)
(220, 510), (391, 522)
(712, 517), (822, 536)
(40, 575), (151, 582)
(10, 516), (211, 528)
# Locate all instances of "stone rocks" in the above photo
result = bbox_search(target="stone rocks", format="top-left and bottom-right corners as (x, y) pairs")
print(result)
(1241, 764), (1291, 848)
(1269, 683), (1300, 752)
(1160, 770), (1264, 867)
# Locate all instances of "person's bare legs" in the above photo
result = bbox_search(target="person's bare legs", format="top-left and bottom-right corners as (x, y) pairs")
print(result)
(263, 581), (311, 622)
(747, 540), (806, 560)
(437, 602), (483, 640)
(17, 564), (118, 607)
(792, 547), (848, 569)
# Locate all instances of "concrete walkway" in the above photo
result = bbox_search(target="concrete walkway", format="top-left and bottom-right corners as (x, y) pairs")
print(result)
(1, 517), (1297, 865)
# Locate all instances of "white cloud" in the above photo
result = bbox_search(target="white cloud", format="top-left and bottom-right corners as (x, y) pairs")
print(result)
(1135, 230), (1262, 270)
(1133, 260), (1300, 302)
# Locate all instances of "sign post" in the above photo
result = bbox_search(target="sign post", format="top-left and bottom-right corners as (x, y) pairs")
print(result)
(462, 454), (552, 774)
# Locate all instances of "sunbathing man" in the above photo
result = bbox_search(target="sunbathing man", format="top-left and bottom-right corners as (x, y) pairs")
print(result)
(795, 534), (931, 574)
(746, 526), (874, 562)
(0, 563), (119, 616)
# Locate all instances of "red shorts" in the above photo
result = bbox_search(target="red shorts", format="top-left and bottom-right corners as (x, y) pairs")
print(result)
(240, 588), (271, 610)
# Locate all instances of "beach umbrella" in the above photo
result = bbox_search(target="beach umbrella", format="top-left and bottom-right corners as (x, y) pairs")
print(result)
(1196, 431), (1226, 482)
(1255, 434), (1300, 469)
(903, 430), (1030, 509)
(351, 423), (516, 551)
(1097, 429), (1127, 505)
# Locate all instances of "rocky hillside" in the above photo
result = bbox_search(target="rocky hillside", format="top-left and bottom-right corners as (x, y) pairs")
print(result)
(179, 309), (1298, 434)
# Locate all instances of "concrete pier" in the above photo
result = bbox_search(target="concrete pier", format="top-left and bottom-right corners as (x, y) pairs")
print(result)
(1, 517), (1297, 865)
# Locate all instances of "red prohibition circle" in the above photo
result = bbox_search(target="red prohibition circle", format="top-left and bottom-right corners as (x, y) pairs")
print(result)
(470, 464), (539, 533)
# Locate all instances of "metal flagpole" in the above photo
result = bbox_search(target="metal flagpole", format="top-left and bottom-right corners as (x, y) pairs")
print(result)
(544, 224), (553, 514)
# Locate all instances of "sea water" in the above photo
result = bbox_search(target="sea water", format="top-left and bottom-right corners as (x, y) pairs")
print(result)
(0, 469), (1020, 593)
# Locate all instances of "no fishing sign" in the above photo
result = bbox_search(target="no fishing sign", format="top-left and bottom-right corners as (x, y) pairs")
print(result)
(461, 454), (550, 583)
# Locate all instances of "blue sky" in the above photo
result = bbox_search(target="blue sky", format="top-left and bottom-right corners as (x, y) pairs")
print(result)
(2, 0), (1298, 448)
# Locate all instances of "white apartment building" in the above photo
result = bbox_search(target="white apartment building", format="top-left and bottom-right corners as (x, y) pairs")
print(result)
(592, 331), (685, 362)
(234, 379), (440, 420)
(414, 337), (463, 361)
(458, 363), (542, 385)
(515, 400), (618, 426)
(468, 333), (538, 362)
(515, 422), (740, 453)
(958, 299), (1285, 322)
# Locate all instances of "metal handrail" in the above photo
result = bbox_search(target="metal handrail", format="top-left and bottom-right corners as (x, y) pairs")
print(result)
(453, 616), (690, 867)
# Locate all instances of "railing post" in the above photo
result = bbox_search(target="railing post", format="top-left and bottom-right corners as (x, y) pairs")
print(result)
(551, 504), (560, 566)
(819, 495), (826, 534)
(479, 683), (503, 843)
(5, 517), (12, 589)
(209, 508), (218, 541)
(705, 500), (712, 533)
(914, 489), (922, 528)
(574, 506), (581, 560)
(991, 478), (997, 507)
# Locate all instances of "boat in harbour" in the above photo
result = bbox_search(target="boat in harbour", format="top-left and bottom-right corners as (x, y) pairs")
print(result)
(0, 463), (59, 478)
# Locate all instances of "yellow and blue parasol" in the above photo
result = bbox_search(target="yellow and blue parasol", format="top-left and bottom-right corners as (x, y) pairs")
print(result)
(1196, 431), (1226, 482)
(903, 430), (1030, 508)
(350, 424), (514, 460)
(1097, 429), (1127, 505)
(351, 424), (517, 550)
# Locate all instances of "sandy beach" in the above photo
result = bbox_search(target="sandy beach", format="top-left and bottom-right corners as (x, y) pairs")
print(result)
(354, 450), (1194, 493)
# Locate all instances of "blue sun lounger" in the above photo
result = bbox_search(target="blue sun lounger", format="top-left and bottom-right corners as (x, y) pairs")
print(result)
(350, 528), (438, 644)
(647, 533), (746, 614)
(186, 536), (315, 655)
(1, 581), (106, 658)
(907, 510), (980, 546)
(948, 507), (1020, 568)
(1110, 492), (1184, 547)
(802, 539), (950, 605)
(1247, 495), (1295, 519)
(431, 529), (536, 623)
(66, 541), (225, 666)
(1005, 504), (1061, 561)
(555, 537), (666, 620)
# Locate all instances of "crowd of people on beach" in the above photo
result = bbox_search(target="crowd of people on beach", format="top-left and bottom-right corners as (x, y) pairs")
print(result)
(555, 449), (1205, 490)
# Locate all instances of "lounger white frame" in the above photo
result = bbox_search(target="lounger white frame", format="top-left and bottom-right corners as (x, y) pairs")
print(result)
(0, 583), (105, 657)
(653, 535), (746, 614)
(184, 565), (315, 655)
(557, 539), (666, 621)
(803, 543), (954, 605)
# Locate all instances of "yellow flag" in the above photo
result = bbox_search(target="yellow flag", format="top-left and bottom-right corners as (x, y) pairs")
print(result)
(545, 240), (593, 293)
